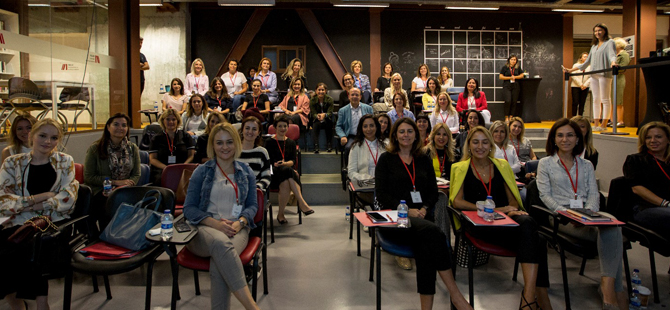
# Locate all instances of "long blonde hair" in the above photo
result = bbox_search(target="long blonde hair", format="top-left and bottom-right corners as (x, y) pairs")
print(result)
(190, 58), (206, 76)
(287, 77), (306, 97)
(489, 120), (510, 149)
(432, 92), (456, 116)
(8, 112), (36, 154)
(461, 126), (495, 161)
(426, 123), (455, 162)
(281, 58), (305, 80)
(638, 121), (670, 162)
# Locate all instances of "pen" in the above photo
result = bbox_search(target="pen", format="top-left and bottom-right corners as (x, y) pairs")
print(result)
(386, 214), (393, 222)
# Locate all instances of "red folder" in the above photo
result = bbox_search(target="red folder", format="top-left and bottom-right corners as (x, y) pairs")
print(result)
(79, 241), (140, 260)
(462, 210), (519, 227)
(558, 210), (625, 226)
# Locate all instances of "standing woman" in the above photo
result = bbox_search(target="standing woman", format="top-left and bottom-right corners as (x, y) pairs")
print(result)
(238, 116), (272, 193)
(565, 23), (617, 132)
(490, 121), (521, 175)
(309, 83), (334, 153)
(410, 63), (430, 93)
(571, 115), (599, 170)
(375, 118), (472, 310)
(194, 112), (227, 164)
(149, 108), (195, 185)
(422, 77), (441, 111)
(339, 73), (355, 107)
(570, 52), (591, 117)
(350, 60), (372, 104)
(1, 112), (36, 162)
(536, 118), (625, 310)
(181, 94), (209, 139)
(426, 123), (456, 179)
(184, 58), (209, 96)
(383, 73), (407, 110)
(264, 116), (314, 224)
(162, 78), (189, 114)
(221, 59), (248, 112)
(278, 78), (310, 132)
(388, 92), (415, 125)
(347, 115), (385, 204)
(375, 62), (393, 93)
(456, 78), (491, 124)
(612, 37), (630, 127)
(416, 115), (432, 146)
(281, 58), (307, 91)
(242, 80), (271, 123)
(254, 57), (278, 105)
(429, 92), (459, 132)
(0, 118), (79, 310)
(205, 77), (232, 115)
(499, 55), (524, 123)
(182, 123), (261, 310)
(376, 114), (391, 141)
(438, 66), (454, 90)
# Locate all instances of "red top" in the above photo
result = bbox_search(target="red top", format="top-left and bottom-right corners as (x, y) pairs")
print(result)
(456, 92), (488, 113)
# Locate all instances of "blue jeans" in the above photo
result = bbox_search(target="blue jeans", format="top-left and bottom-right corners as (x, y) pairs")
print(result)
(232, 94), (245, 111)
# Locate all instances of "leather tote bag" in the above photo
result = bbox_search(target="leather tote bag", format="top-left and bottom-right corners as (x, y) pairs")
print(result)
(99, 189), (163, 251)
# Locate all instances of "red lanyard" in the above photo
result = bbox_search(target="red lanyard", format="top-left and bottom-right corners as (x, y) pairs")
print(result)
(165, 131), (174, 155)
(252, 95), (259, 108)
(501, 146), (509, 162)
(421, 78), (427, 89)
(649, 152), (670, 181)
(276, 138), (286, 161)
(398, 109), (404, 118)
(229, 72), (237, 87)
(511, 138), (520, 157)
(194, 77), (200, 91)
(260, 74), (270, 89)
(216, 97), (222, 108)
(439, 110), (448, 124)
(432, 95), (437, 103)
(558, 157), (579, 198)
(471, 160), (493, 197)
(216, 161), (239, 204)
(398, 154), (417, 191)
(365, 140), (379, 166)
(510, 68), (515, 77)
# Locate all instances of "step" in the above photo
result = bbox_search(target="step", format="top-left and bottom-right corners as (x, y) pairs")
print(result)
(528, 137), (547, 149)
(300, 153), (342, 174)
(534, 148), (547, 159)
(268, 173), (349, 206)
(524, 128), (549, 138)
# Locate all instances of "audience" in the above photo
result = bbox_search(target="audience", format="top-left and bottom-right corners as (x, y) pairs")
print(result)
(426, 123), (456, 179)
(508, 117), (537, 163)
(278, 78), (310, 132)
(205, 77), (232, 115)
(149, 108), (195, 184)
(455, 109), (486, 160)
(429, 92), (459, 132)
(309, 83), (334, 153)
(184, 58), (209, 96)
(490, 120), (521, 175)
(422, 77), (441, 111)
(238, 116), (272, 192)
(181, 94), (209, 139)
(162, 78), (189, 114)
(335, 88), (373, 151)
(182, 123), (261, 310)
(255, 57), (278, 105)
(194, 111), (227, 164)
(410, 63), (430, 93)
(281, 58), (307, 91)
(242, 79), (271, 123)
(571, 115), (599, 170)
(221, 59), (248, 112)
(387, 92), (415, 124)
(456, 78), (491, 124)
(1, 112), (36, 163)
(350, 60), (372, 104)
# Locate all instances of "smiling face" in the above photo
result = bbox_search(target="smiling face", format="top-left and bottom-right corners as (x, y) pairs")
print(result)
(171, 80), (181, 92)
(261, 60), (270, 71)
(163, 114), (178, 132)
(107, 117), (128, 141)
(467, 112), (480, 129)
(191, 96), (204, 114)
(292, 61), (302, 74)
(362, 118), (377, 141)
(492, 126), (506, 146)
(348, 88), (361, 104)
(276, 121), (288, 137)
(316, 85), (326, 99)
(393, 94), (404, 110)
(214, 80), (223, 92)
(438, 94), (449, 110)
(378, 116), (389, 133)
(384, 64), (392, 75)
(228, 61), (237, 72)
(594, 26), (605, 40)
(396, 123), (416, 149)
(249, 68), (256, 77)
(580, 53), (588, 63)
(353, 63), (361, 74)
(343, 74), (354, 88)
(251, 81), (261, 94)
(510, 121), (522, 138)
(417, 119), (429, 132)
(469, 131), (491, 160)
(645, 128), (670, 155)
(441, 67), (449, 78)
(208, 115), (222, 129)
(467, 79), (477, 92)
(15, 119), (32, 145)
(214, 130), (235, 162)
(194, 60), (203, 74)
(242, 120), (260, 143)
(427, 79), (437, 92)
(31, 124), (59, 156)
(292, 79), (302, 93)
(419, 65), (428, 77)
(555, 125), (578, 154)
(434, 127), (449, 149)
(509, 56), (517, 67)
(392, 75), (401, 88)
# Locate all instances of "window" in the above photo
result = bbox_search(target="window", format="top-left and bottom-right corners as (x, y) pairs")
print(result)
(261, 45), (305, 74)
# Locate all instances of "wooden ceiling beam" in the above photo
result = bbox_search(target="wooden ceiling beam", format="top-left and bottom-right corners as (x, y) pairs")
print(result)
(215, 8), (272, 77)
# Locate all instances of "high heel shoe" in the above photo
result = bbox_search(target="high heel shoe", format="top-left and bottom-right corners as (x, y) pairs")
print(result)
(519, 289), (541, 310)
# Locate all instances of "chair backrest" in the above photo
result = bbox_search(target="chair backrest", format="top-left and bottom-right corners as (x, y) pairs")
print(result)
(328, 89), (343, 106)
(139, 150), (150, 165)
(74, 163), (84, 184)
(160, 163), (198, 203)
(139, 124), (163, 150)
(606, 176), (635, 221)
(138, 164), (151, 186)
(525, 160), (539, 175)
(8, 77), (41, 101)
(104, 186), (176, 225)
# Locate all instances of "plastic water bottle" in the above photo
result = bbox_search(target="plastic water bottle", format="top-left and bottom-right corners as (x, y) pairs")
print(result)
(161, 209), (174, 240)
(486, 196), (496, 210)
(397, 200), (410, 228)
(153, 101), (159, 112)
(483, 207), (494, 222)
(102, 178), (112, 196)
(160, 83), (164, 93)
(631, 269), (642, 291)
(629, 289), (641, 310)
(345, 205), (350, 221)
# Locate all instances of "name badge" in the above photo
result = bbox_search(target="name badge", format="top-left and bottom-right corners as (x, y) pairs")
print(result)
(168, 155), (176, 164)
(510, 79), (515, 83)
(410, 191), (422, 204)
(569, 198), (583, 209)
(231, 203), (243, 218)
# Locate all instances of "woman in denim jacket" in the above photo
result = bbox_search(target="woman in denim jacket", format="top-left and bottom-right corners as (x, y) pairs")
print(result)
(183, 122), (260, 310)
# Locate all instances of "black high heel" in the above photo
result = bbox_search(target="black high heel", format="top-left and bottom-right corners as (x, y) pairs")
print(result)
(519, 290), (541, 310)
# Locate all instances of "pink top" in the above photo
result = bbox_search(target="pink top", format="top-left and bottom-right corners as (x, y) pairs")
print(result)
(456, 92), (488, 112)
(279, 94), (310, 126)
(184, 73), (209, 96)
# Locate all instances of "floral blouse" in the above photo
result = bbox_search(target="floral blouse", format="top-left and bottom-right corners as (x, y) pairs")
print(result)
(0, 152), (79, 227)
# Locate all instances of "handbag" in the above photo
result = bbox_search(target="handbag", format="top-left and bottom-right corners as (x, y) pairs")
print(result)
(7, 215), (58, 244)
(175, 168), (194, 202)
(99, 190), (163, 251)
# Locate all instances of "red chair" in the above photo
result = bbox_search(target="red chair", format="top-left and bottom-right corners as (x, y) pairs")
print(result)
(74, 163), (84, 184)
(160, 163), (198, 216)
(176, 189), (268, 300)
(267, 124), (303, 229)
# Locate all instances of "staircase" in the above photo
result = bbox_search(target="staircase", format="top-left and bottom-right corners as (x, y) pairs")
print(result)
(525, 127), (550, 158)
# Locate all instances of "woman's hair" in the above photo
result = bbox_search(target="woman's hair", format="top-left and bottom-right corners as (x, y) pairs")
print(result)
(578, 52), (589, 63)
(433, 92), (456, 115)
(350, 60), (363, 73)
(258, 57), (273, 72)
(570, 115), (596, 156)
(426, 77), (441, 96)
(206, 77), (230, 100)
(274, 114), (290, 127)
(389, 72), (403, 94)
(613, 37), (627, 50)
(226, 59), (239, 72)
(637, 121), (670, 162)
(416, 64), (430, 78)
(287, 77), (305, 97)
(281, 58), (305, 80)
(438, 66), (451, 85)
(190, 58), (206, 76)
(207, 123), (241, 160)
(464, 109), (486, 131)
(159, 108), (182, 131)
(506, 55), (520, 69)
(8, 112), (36, 153)
(416, 114), (432, 136)
(508, 116), (526, 141)
(462, 78), (481, 99)
(392, 92), (409, 110)
(96, 113), (131, 160)
(315, 82), (328, 92)
(591, 23), (611, 46)
(426, 123), (455, 162)
(353, 114), (385, 148)
(387, 118), (423, 156)
(461, 126), (496, 161)
(545, 118), (584, 157)
(185, 94), (208, 119)
(489, 120), (510, 148)
(204, 111), (227, 135)
(382, 62), (393, 74)
(169, 78), (184, 96)
(342, 73), (354, 89)
(376, 114), (391, 138)
(239, 116), (264, 147)
(30, 118), (64, 151)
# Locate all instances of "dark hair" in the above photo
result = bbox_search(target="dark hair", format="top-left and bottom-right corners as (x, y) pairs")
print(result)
(169, 78), (184, 96)
(464, 109), (485, 131)
(591, 23), (611, 46)
(462, 78), (481, 99)
(274, 114), (290, 127)
(240, 116), (264, 147)
(426, 76), (441, 96)
(387, 118), (423, 156)
(376, 114), (391, 139)
(545, 118), (584, 157)
(97, 113), (131, 160)
(353, 114), (384, 148)
(506, 55), (520, 69)
(227, 59), (239, 71)
(248, 67), (256, 74)
(382, 62), (393, 73)
(315, 82), (328, 91)
(206, 77), (230, 100)
(416, 114), (432, 136)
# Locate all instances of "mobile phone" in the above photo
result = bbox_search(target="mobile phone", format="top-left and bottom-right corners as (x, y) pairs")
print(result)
(367, 212), (389, 223)
(572, 208), (601, 218)
(493, 213), (506, 220)
(175, 219), (192, 233)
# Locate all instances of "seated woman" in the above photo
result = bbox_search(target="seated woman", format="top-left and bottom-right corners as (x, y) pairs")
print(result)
(375, 62), (393, 93)
(1, 112), (36, 163)
(375, 118), (471, 310)
(281, 58), (307, 91)
(182, 123), (261, 310)
(376, 114), (391, 141)
(624, 121), (670, 241)
(339, 73), (355, 107)
(279, 78), (310, 132)
(162, 78), (189, 114)
(84, 113), (141, 227)
(205, 77), (232, 115)
(264, 116), (314, 224)
(0, 118), (79, 310)
(149, 108), (195, 185)
(426, 123), (456, 180)
(455, 110), (485, 161)
(410, 63), (430, 93)
(184, 58), (209, 96)
(456, 78), (491, 124)
(571, 115), (599, 170)
(181, 94), (209, 139)
(508, 117), (537, 164)
(221, 59), (248, 112)
(242, 79), (271, 123)
(238, 116), (272, 193)
(416, 115), (432, 146)
(351, 60), (372, 104)
(309, 83), (334, 153)
(536, 118), (625, 310)
(347, 115), (385, 205)
(194, 111), (227, 164)
(387, 92), (415, 125)
(489, 120), (521, 175)
(438, 66), (454, 90)
(254, 57), (278, 105)
(422, 77), (441, 111)
(383, 73), (407, 109)
(450, 126), (552, 310)
(429, 92), (459, 132)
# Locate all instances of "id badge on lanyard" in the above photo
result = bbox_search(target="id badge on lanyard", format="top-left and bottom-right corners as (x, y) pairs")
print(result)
(231, 203), (243, 218)
(410, 191), (422, 204)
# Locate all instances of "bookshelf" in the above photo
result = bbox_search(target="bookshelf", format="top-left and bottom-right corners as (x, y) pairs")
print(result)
(0, 9), (19, 100)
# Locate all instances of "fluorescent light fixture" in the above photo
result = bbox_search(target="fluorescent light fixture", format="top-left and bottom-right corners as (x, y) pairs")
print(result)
(552, 9), (605, 13)
(663, 10), (670, 14)
(27, 3), (50, 6)
(333, 3), (389, 7)
(218, 0), (274, 6)
(446, 6), (498, 11)
(140, 4), (163, 6)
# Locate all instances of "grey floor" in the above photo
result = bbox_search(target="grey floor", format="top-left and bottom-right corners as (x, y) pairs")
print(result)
(2, 205), (669, 310)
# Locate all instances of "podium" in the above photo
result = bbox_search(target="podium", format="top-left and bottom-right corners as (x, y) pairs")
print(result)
(518, 77), (542, 123)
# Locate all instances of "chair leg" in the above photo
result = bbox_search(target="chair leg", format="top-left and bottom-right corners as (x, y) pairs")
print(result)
(193, 270), (201, 295)
(623, 248), (632, 297)
(92, 275), (99, 293)
(648, 248), (660, 303)
(298, 206), (302, 225)
(578, 256), (587, 276)
(63, 270), (73, 310)
(512, 257), (519, 282)
(369, 229), (375, 282)
(559, 246), (571, 310)
(467, 245), (475, 308)
(349, 191), (355, 240)
(103, 275), (112, 299)
(251, 256), (259, 301)
(269, 202), (275, 243)
(376, 238), (381, 310)
(145, 261), (154, 310)
(262, 245), (268, 295)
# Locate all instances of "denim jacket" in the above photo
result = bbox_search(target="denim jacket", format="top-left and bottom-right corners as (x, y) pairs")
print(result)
(183, 159), (258, 229)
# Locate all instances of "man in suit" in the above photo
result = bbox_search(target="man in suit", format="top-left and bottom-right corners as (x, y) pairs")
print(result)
(336, 88), (373, 152)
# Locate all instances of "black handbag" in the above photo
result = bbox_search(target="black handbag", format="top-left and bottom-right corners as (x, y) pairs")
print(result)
(99, 190), (163, 251)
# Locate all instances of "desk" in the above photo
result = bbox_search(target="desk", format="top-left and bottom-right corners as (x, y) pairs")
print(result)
(517, 78), (541, 123)
(139, 109), (159, 123)
(348, 180), (375, 256)
(145, 215), (198, 310)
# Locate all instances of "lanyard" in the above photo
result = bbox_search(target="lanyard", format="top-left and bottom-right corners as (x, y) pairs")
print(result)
(165, 131), (174, 155)
(471, 160), (493, 197)
(229, 72), (237, 87)
(216, 97), (222, 108)
(432, 95), (437, 103)
(510, 68), (515, 77)
(260, 74), (270, 89)
(216, 161), (239, 204)
(252, 95), (259, 108)
(439, 110), (448, 124)
(438, 151), (447, 176)
(365, 140), (379, 166)
(649, 152), (670, 181)
(398, 154), (417, 191)
(276, 138), (286, 161)
(502, 146), (509, 162)
(558, 157), (579, 198)
(421, 78), (427, 89)
(194, 77), (200, 91)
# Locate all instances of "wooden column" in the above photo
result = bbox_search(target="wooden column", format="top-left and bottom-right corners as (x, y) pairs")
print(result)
(215, 9), (272, 77)
(369, 8), (383, 89)
(562, 14), (574, 117)
(109, 0), (141, 128)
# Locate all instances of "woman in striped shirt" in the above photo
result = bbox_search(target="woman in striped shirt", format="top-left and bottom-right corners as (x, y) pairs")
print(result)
(237, 116), (271, 192)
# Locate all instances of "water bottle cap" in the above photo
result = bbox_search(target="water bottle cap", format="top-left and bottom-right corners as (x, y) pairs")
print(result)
(163, 210), (171, 214)
(104, 177), (110, 180)
(400, 200), (406, 204)
(633, 289), (639, 294)
(486, 196), (493, 200)
(633, 269), (639, 272)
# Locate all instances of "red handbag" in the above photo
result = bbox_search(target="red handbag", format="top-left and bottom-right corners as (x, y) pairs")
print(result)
(7, 215), (58, 244)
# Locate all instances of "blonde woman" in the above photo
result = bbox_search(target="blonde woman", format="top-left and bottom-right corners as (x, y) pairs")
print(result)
(185, 58), (209, 96)
(429, 92), (459, 132)
(508, 117), (537, 163)
(426, 123), (456, 179)
(612, 37), (630, 127)
(1, 112), (36, 162)
(383, 73), (407, 109)
(351, 60), (372, 103)
(490, 120), (521, 174)
(279, 78), (310, 132)
(149, 108), (195, 184)
(281, 58), (307, 91)
(438, 66), (454, 90)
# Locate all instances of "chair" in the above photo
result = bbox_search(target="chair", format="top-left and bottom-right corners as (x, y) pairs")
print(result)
(139, 124), (163, 151)
(608, 176), (670, 303)
(74, 163), (84, 184)
(139, 150), (150, 165)
(3, 77), (64, 132)
(64, 186), (176, 310)
(328, 89), (343, 108)
(176, 188), (268, 300)
(410, 90), (425, 115)
(58, 86), (93, 131)
(447, 87), (464, 105)
(160, 163), (198, 216)
(525, 160), (539, 175)
(137, 164), (151, 186)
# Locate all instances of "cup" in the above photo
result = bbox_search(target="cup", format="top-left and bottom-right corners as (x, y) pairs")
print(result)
(476, 201), (486, 218)
(637, 286), (651, 307)
(165, 85), (170, 93)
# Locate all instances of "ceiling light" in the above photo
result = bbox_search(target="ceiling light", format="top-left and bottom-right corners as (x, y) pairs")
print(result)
(218, 0), (274, 6)
(446, 6), (498, 11)
(140, 4), (163, 6)
(552, 9), (605, 13)
(27, 3), (50, 6)
(333, 3), (389, 7)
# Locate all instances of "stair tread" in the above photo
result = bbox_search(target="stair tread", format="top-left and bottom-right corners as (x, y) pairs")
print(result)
(301, 173), (341, 184)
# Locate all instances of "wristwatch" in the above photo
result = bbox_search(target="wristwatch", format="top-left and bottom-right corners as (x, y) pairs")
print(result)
(239, 218), (247, 227)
